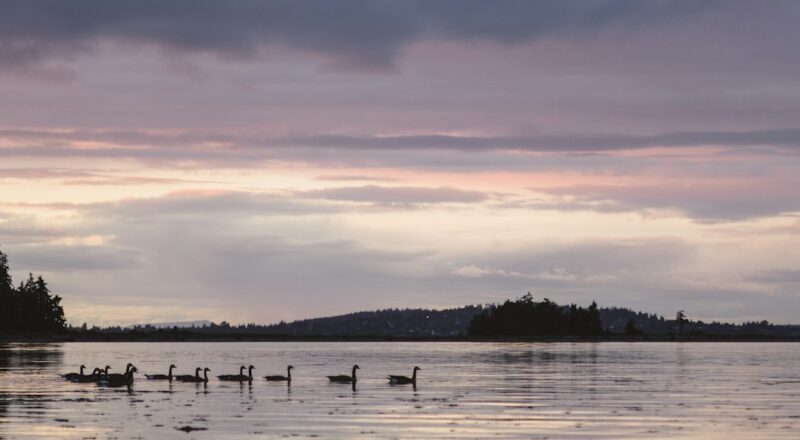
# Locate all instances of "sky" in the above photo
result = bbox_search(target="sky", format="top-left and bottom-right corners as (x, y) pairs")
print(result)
(1, 0), (800, 326)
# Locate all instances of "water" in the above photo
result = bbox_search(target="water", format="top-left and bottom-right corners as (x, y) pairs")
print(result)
(1, 342), (799, 439)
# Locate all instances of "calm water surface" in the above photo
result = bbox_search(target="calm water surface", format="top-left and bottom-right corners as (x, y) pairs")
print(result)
(1, 342), (799, 439)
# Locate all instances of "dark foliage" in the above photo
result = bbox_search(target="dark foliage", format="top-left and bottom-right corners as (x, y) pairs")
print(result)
(90, 307), (484, 337)
(601, 307), (800, 338)
(0, 248), (66, 333)
(467, 294), (604, 337)
(624, 319), (641, 336)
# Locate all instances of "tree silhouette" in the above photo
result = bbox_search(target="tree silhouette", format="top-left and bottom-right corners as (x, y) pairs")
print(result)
(675, 310), (687, 337)
(468, 294), (604, 337)
(0, 248), (66, 333)
(624, 318), (640, 336)
(0, 249), (15, 331)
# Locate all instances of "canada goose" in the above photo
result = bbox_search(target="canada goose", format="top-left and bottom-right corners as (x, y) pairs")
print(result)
(177, 367), (210, 383)
(98, 366), (137, 387)
(146, 364), (177, 381)
(243, 365), (255, 382)
(72, 368), (103, 383)
(102, 363), (135, 381)
(174, 367), (201, 382)
(218, 365), (246, 381)
(388, 366), (420, 384)
(62, 365), (86, 381)
(93, 365), (111, 379)
(109, 363), (133, 377)
(328, 365), (359, 383)
(264, 365), (293, 382)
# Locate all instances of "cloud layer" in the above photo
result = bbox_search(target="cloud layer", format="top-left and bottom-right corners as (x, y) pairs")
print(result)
(0, 0), (716, 74)
(2, 1), (800, 325)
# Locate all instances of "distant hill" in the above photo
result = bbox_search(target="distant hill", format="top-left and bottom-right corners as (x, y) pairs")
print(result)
(218, 307), (484, 337)
(600, 307), (800, 338)
(126, 320), (213, 330)
(246, 305), (800, 338)
(86, 302), (800, 339)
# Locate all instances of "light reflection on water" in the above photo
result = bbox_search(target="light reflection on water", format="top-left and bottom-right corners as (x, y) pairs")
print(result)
(1, 342), (799, 439)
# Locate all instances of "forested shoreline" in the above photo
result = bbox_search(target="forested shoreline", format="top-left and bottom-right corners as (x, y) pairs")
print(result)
(468, 294), (603, 337)
(0, 249), (66, 334)
(2, 246), (799, 342)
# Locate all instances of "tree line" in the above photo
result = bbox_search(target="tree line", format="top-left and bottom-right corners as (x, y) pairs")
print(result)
(468, 293), (604, 337)
(0, 248), (66, 333)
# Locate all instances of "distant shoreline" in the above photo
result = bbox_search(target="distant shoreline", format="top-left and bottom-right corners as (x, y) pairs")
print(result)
(4, 333), (800, 343)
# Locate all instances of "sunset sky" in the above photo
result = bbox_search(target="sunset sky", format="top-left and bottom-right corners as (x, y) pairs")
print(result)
(2, 1), (799, 326)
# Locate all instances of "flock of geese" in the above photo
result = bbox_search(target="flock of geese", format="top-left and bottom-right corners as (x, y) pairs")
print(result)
(62, 364), (421, 388)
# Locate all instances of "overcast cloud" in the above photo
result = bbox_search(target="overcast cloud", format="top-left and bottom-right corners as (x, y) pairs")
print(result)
(1, 1), (799, 325)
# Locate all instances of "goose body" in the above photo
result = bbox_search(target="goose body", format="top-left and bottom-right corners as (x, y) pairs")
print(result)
(220, 365), (254, 382)
(328, 365), (359, 383)
(101, 363), (134, 382)
(87, 365), (111, 381)
(177, 367), (210, 383)
(145, 364), (176, 381)
(98, 366), (137, 387)
(218, 365), (247, 381)
(174, 367), (201, 382)
(62, 365), (86, 381)
(100, 363), (138, 382)
(264, 365), (293, 382)
(70, 368), (103, 383)
(388, 366), (420, 385)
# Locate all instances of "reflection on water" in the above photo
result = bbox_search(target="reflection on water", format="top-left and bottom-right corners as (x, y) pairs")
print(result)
(0, 344), (64, 370)
(1, 342), (799, 439)
(0, 344), (65, 432)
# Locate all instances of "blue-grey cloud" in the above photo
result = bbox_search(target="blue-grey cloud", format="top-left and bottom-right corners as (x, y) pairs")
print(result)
(746, 269), (800, 285)
(299, 185), (489, 206)
(11, 244), (142, 271)
(2, 127), (799, 156)
(0, 167), (216, 186)
(85, 190), (342, 218)
(0, 0), (719, 74)
(314, 175), (401, 183)
(522, 181), (800, 222)
(0, 213), (64, 245)
(454, 238), (694, 279)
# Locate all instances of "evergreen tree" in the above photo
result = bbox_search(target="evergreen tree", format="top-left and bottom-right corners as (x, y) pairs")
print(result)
(0, 248), (66, 334)
(468, 294), (604, 337)
(0, 249), (17, 331)
(624, 319), (640, 336)
(675, 310), (687, 336)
